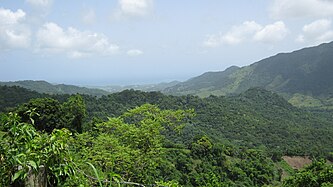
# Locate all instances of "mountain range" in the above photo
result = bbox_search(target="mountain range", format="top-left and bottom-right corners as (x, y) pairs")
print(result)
(0, 80), (109, 97)
(0, 80), (181, 96)
(1, 41), (333, 109)
(165, 42), (333, 101)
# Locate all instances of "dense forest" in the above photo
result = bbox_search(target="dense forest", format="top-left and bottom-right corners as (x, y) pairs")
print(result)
(1, 85), (333, 186)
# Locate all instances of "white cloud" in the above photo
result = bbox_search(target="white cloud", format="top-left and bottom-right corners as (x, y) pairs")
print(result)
(127, 49), (143, 56)
(36, 22), (119, 58)
(222, 21), (262, 45)
(82, 9), (96, 25)
(26, 0), (53, 7)
(0, 8), (31, 49)
(203, 21), (288, 47)
(270, 0), (333, 19)
(0, 8), (26, 24)
(254, 21), (288, 43)
(203, 21), (262, 47)
(113, 0), (153, 19)
(296, 19), (333, 44)
(4, 30), (31, 48)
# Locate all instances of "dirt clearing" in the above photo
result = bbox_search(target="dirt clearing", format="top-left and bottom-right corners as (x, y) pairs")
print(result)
(282, 156), (312, 170)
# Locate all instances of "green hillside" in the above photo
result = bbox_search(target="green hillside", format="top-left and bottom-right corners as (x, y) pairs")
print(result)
(165, 42), (333, 101)
(0, 80), (109, 96)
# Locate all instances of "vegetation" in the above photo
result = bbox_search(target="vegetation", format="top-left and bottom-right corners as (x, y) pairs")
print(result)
(1, 85), (333, 186)
(80, 88), (333, 157)
(0, 104), (282, 186)
(14, 95), (86, 133)
(0, 112), (74, 186)
(283, 159), (333, 187)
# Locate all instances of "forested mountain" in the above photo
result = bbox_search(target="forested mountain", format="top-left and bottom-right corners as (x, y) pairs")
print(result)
(165, 41), (333, 99)
(0, 80), (109, 96)
(1, 85), (333, 186)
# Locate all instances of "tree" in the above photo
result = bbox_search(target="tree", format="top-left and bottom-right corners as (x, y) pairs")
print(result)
(15, 95), (86, 133)
(73, 104), (194, 184)
(62, 94), (87, 133)
(16, 98), (63, 133)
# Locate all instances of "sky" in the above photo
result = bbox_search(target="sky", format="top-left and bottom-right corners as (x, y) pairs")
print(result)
(1, 0), (333, 86)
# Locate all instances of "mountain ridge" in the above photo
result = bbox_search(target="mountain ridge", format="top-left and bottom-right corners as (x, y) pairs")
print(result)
(164, 41), (333, 99)
(0, 80), (110, 96)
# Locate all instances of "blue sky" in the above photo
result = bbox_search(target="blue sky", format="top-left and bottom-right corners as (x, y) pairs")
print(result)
(1, 0), (333, 85)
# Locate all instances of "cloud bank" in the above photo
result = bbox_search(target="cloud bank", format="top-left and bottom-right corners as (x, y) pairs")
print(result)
(203, 21), (288, 47)
(0, 6), (147, 58)
(296, 19), (333, 44)
(36, 22), (120, 58)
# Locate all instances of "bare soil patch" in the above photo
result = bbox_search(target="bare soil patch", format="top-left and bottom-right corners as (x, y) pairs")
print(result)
(282, 156), (312, 170)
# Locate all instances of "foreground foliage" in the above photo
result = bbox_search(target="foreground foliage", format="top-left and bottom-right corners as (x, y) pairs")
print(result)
(0, 112), (74, 186)
(0, 103), (283, 186)
(69, 104), (194, 185)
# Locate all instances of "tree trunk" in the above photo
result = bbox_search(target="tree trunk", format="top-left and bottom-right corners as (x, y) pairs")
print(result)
(25, 166), (47, 187)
